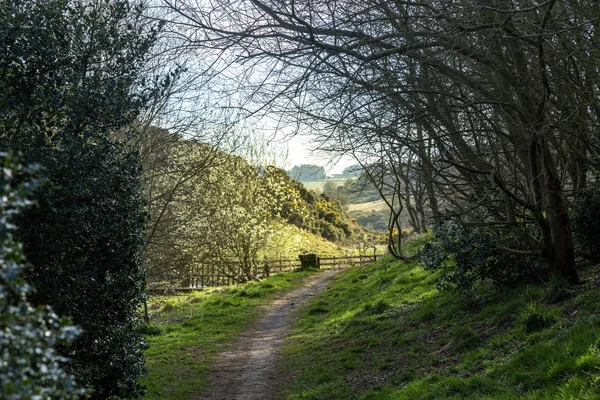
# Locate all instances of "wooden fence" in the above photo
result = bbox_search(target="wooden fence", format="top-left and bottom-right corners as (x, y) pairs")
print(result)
(319, 254), (379, 269)
(164, 253), (380, 292)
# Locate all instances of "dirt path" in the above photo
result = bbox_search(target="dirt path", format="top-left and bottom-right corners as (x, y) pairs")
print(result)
(200, 270), (338, 400)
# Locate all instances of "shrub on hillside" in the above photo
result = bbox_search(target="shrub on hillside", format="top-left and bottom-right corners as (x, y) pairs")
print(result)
(266, 167), (353, 242)
(419, 218), (548, 292)
(350, 209), (389, 231)
(0, 153), (82, 399)
(321, 222), (345, 242)
(570, 185), (600, 262)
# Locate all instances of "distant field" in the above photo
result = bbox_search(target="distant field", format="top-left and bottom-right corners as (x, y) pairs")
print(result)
(347, 199), (388, 212)
(302, 178), (349, 192)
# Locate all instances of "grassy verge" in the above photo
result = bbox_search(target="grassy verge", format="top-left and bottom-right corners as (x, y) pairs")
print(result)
(141, 270), (316, 399)
(280, 246), (600, 399)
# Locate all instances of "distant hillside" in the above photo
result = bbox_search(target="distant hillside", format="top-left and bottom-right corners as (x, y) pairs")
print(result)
(347, 199), (388, 212)
(287, 164), (326, 182)
(302, 178), (348, 193)
(270, 168), (361, 242)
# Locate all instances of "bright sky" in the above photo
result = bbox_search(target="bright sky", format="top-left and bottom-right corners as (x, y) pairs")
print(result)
(270, 132), (356, 177)
(251, 116), (356, 177)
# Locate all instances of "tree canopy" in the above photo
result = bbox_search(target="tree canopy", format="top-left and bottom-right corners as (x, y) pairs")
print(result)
(142, 131), (356, 287)
(162, 0), (600, 284)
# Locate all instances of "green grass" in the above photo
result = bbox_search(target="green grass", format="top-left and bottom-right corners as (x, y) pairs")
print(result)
(141, 270), (317, 399)
(279, 254), (600, 399)
(264, 220), (386, 259)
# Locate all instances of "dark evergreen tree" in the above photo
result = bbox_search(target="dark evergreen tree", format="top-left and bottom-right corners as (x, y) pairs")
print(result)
(1, 0), (164, 397)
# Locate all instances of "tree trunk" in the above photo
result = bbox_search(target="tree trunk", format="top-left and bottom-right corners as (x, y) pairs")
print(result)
(543, 188), (579, 284)
(542, 144), (580, 284)
(417, 126), (439, 220)
(143, 299), (149, 324)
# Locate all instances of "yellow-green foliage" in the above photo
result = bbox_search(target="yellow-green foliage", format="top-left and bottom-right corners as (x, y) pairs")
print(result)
(266, 168), (356, 242)
(262, 221), (352, 259)
(144, 154), (359, 286)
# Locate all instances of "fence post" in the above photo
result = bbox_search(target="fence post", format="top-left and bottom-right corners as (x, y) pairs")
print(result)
(374, 247), (377, 262)
(264, 256), (270, 278)
(201, 263), (204, 288)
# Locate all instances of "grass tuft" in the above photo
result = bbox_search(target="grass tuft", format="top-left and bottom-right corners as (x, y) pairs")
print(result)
(308, 300), (330, 315)
(361, 299), (389, 316)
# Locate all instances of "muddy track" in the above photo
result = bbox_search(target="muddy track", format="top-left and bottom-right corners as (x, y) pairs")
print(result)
(199, 270), (338, 400)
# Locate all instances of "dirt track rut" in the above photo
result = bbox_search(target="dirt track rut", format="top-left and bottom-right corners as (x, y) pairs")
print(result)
(200, 270), (337, 400)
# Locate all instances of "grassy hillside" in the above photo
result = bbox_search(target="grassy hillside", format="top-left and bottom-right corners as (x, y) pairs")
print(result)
(141, 271), (317, 399)
(264, 221), (360, 259)
(279, 239), (600, 399)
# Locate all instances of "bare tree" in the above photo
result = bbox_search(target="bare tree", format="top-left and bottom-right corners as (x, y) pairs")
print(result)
(160, 0), (600, 284)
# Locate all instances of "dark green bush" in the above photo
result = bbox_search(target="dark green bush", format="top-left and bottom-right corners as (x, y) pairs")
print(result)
(19, 136), (148, 399)
(1, 0), (163, 397)
(0, 153), (83, 399)
(570, 185), (600, 262)
(350, 209), (389, 231)
(321, 222), (344, 242)
(419, 219), (548, 293)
